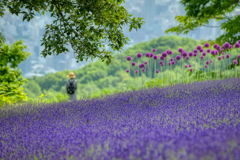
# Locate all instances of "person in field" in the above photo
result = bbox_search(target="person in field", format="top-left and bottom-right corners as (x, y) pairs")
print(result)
(66, 72), (77, 101)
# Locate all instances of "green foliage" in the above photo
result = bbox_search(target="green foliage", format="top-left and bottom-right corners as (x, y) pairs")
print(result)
(0, 0), (145, 65)
(165, 0), (240, 47)
(0, 39), (31, 107)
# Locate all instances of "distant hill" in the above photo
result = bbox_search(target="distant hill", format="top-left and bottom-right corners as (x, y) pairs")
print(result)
(23, 35), (200, 100)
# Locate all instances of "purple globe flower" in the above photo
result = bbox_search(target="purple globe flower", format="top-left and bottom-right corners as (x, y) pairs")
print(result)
(189, 64), (192, 67)
(144, 61), (148, 64)
(207, 49), (211, 53)
(233, 59), (238, 65)
(135, 70), (138, 73)
(226, 54), (230, 58)
(213, 44), (218, 48)
(224, 43), (230, 49)
(222, 52), (225, 55)
(184, 65), (188, 68)
(149, 53), (154, 57)
(218, 57), (221, 60)
(202, 52), (206, 56)
(229, 45), (232, 49)
(176, 55), (181, 60)
(168, 62), (171, 66)
(238, 55), (240, 59)
(182, 52), (188, 57)
(215, 50), (218, 55)
(141, 63), (145, 68)
(156, 70), (160, 73)
(167, 50), (173, 55)
(126, 69), (130, 73)
(193, 53), (197, 57)
(186, 56), (190, 60)
(206, 61), (210, 65)
(197, 45), (202, 50)
(139, 64), (142, 68)
(199, 48), (204, 52)
(147, 66), (149, 69)
(162, 52), (168, 58)
(153, 55), (158, 60)
(205, 65), (208, 68)
(160, 56), (164, 60)
(189, 68), (193, 72)
(235, 43), (240, 48)
(127, 56), (132, 61)
(159, 61), (163, 64)
(200, 56), (204, 59)
(161, 63), (164, 67)
(178, 48), (183, 53)
(145, 53), (150, 57)
(141, 68), (145, 72)
(239, 40), (240, 43)
(222, 55), (225, 59)
(211, 50), (215, 55)
(189, 52), (193, 57)
(210, 60), (213, 63)
(204, 43), (210, 48)
(137, 53), (142, 58)
(172, 61), (175, 65)
(131, 62), (136, 66)
(193, 49), (198, 53)
(152, 48), (157, 52)
(169, 57), (174, 61)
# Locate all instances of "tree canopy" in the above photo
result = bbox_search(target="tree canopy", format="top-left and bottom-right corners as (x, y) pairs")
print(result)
(165, 0), (240, 47)
(0, 0), (144, 65)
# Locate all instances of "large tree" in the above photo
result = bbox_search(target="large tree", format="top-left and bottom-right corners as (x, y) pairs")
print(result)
(0, 0), (144, 65)
(165, 0), (240, 46)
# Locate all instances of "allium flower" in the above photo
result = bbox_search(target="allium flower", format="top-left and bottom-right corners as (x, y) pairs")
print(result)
(218, 57), (221, 60)
(186, 56), (190, 60)
(127, 56), (132, 61)
(229, 45), (232, 49)
(222, 55), (225, 59)
(184, 65), (188, 68)
(222, 52), (225, 55)
(170, 57), (174, 61)
(202, 52), (206, 56)
(126, 69), (130, 73)
(226, 54), (230, 58)
(204, 43), (210, 48)
(189, 52), (193, 57)
(159, 61), (163, 64)
(182, 52), (188, 57)
(199, 48), (204, 52)
(189, 64), (192, 67)
(207, 49), (211, 53)
(152, 48), (157, 52)
(211, 50), (215, 55)
(178, 48), (183, 53)
(239, 40), (240, 43)
(149, 53), (154, 57)
(167, 50), (173, 55)
(197, 45), (202, 50)
(233, 59), (238, 65)
(210, 60), (213, 63)
(213, 44), (218, 49)
(215, 50), (218, 55)
(238, 55), (240, 59)
(147, 66), (149, 69)
(176, 55), (181, 60)
(193, 49), (198, 53)
(131, 62), (136, 66)
(141, 68), (145, 72)
(139, 64), (142, 68)
(172, 61), (175, 65)
(145, 53), (150, 57)
(137, 53), (142, 58)
(190, 68), (193, 72)
(193, 53), (197, 57)
(200, 56), (204, 59)
(168, 62), (171, 66)
(141, 63), (145, 68)
(162, 52), (168, 58)
(206, 61), (210, 65)
(224, 43), (230, 49)
(153, 55), (158, 60)
(235, 43), (240, 48)
(144, 61), (148, 64)
(135, 70), (138, 73)
(156, 70), (159, 73)
(161, 63), (164, 67)
(205, 65), (208, 68)
(160, 56), (164, 60)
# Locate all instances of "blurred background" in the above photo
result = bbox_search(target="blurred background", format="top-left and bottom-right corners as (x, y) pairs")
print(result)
(1, 0), (240, 102)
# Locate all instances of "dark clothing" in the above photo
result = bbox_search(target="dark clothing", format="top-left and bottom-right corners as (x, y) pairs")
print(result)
(66, 78), (77, 101)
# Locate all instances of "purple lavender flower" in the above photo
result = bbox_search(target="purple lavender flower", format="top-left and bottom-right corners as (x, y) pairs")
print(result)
(127, 56), (132, 61)
(204, 43), (210, 48)
(131, 62), (136, 66)
(137, 53), (142, 58)
(126, 69), (130, 73)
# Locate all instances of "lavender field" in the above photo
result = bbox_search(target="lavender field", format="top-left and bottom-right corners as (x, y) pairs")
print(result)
(1, 78), (240, 160)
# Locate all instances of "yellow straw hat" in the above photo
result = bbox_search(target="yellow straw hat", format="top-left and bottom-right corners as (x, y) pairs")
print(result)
(67, 72), (76, 78)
